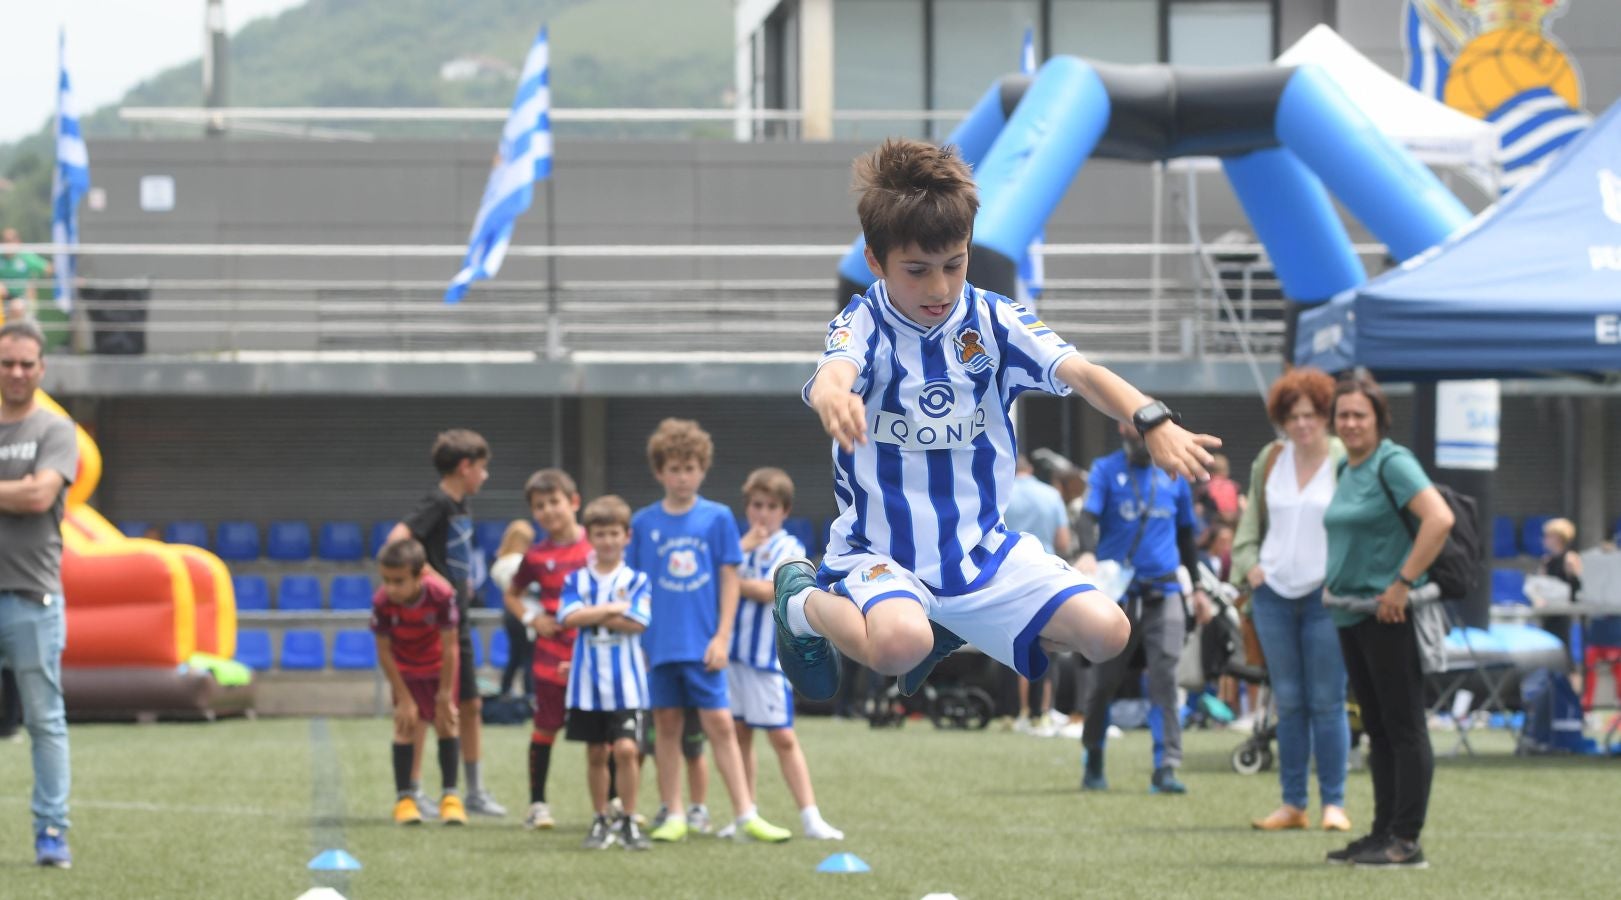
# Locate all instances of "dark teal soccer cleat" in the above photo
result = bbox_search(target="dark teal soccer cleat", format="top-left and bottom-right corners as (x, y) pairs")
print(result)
(773, 559), (842, 701)
(897, 620), (967, 697)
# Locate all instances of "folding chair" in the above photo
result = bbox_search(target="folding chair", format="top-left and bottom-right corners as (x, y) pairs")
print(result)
(1427, 601), (1517, 757)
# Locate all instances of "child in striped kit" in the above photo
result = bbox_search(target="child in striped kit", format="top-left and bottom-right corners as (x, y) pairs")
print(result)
(559, 495), (653, 850)
(722, 468), (842, 840)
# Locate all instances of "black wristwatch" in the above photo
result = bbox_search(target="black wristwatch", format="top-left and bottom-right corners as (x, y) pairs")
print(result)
(1132, 400), (1181, 436)
(1396, 573), (1418, 589)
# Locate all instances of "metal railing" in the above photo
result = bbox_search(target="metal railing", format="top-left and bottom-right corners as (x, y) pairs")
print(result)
(12, 240), (1383, 360)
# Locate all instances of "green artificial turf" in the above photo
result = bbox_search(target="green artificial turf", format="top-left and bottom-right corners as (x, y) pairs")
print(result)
(0, 715), (1615, 898)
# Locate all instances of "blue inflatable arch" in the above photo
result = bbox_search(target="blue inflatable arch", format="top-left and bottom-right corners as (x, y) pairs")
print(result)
(836, 58), (1474, 326)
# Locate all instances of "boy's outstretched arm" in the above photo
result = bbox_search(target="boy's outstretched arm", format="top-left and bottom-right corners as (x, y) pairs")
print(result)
(1056, 356), (1221, 481)
(807, 360), (866, 453)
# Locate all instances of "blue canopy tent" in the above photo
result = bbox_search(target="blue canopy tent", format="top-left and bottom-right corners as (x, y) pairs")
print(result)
(1297, 98), (1621, 377)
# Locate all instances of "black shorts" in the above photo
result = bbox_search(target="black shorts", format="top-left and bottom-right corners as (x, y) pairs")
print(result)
(640, 706), (706, 759)
(566, 709), (645, 746)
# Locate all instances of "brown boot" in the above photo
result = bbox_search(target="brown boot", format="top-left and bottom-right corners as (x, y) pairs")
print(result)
(1321, 805), (1352, 832)
(1251, 805), (1309, 830)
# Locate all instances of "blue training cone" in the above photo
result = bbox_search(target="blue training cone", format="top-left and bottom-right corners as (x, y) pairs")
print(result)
(308, 849), (362, 871)
(816, 852), (871, 873)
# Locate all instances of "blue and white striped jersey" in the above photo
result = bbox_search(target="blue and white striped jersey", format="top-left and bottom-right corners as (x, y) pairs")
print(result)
(560, 563), (652, 712)
(730, 529), (805, 671)
(805, 280), (1081, 594)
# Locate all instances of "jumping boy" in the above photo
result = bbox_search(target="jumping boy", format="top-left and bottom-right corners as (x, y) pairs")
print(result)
(558, 495), (654, 851)
(721, 467), (843, 841)
(627, 418), (790, 844)
(773, 138), (1221, 715)
(372, 538), (465, 826)
(387, 429), (504, 817)
(505, 468), (593, 830)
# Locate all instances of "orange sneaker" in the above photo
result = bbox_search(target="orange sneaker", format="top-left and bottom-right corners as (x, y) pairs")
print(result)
(440, 793), (468, 826)
(1321, 805), (1352, 832)
(1251, 806), (1309, 831)
(393, 796), (423, 826)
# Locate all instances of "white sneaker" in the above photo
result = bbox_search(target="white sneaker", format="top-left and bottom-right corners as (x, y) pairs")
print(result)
(803, 817), (844, 840)
(687, 804), (713, 834)
(1105, 724), (1124, 739)
(1012, 715), (1033, 734)
(522, 801), (555, 830)
(1059, 721), (1085, 740)
(466, 789), (507, 817)
(715, 822), (737, 840)
(1045, 709), (1069, 730)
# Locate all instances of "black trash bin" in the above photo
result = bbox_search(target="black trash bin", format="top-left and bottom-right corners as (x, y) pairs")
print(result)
(81, 281), (150, 355)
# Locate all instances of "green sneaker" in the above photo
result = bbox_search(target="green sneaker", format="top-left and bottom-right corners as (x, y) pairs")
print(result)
(736, 814), (792, 843)
(649, 816), (688, 843)
(772, 559), (842, 701)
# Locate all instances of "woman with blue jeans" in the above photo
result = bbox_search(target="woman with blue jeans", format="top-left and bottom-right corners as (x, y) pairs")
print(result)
(1231, 368), (1350, 833)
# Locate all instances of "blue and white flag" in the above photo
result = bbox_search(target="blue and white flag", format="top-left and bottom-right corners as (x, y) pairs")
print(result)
(52, 29), (90, 313)
(446, 25), (553, 303)
(1017, 26), (1044, 303)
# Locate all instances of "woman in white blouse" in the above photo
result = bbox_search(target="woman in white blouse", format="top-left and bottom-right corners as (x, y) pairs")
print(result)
(1230, 368), (1350, 833)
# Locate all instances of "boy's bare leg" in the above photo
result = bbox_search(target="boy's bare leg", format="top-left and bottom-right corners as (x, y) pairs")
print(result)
(586, 744), (612, 814)
(652, 707), (685, 814)
(687, 751), (708, 808)
(766, 727), (817, 810)
(1038, 591), (1132, 663)
(612, 739), (640, 815)
(805, 592), (934, 675)
(736, 723), (758, 801)
(461, 697), (481, 763)
(697, 707), (753, 819)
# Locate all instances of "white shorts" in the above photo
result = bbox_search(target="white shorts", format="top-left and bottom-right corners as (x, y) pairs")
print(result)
(821, 533), (1095, 680)
(727, 664), (794, 729)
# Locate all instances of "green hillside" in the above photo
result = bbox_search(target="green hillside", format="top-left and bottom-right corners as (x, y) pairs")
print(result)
(0, 0), (733, 236)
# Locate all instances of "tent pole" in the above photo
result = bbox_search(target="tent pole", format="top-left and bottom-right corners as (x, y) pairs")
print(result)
(1413, 382), (1493, 630)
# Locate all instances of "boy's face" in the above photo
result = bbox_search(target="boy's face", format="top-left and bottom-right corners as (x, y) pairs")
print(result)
(866, 238), (970, 327)
(745, 493), (788, 534)
(379, 564), (424, 604)
(529, 489), (580, 536)
(456, 457), (490, 495)
(587, 523), (629, 561)
(655, 458), (705, 504)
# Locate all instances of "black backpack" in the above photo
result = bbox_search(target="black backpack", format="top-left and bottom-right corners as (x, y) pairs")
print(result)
(1340, 452), (1482, 599)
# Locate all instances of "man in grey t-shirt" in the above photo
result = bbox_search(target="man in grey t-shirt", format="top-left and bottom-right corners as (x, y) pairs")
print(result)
(0, 321), (77, 868)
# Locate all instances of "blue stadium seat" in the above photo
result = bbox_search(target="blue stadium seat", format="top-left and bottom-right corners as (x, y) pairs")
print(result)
(318, 521), (365, 562)
(235, 630), (273, 671)
(475, 521), (508, 561)
(332, 631), (378, 670)
(277, 575), (323, 612)
(214, 521), (261, 561)
(267, 520), (312, 561)
(370, 521), (395, 558)
(280, 631), (325, 670)
(119, 520), (153, 539)
(489, 630), (510, 670)
(329, 575), (373, 611)
(1492, 516), (1518, 560)
(232, 575), (271, 612)
(1491, 568), (1527, 605)
(1521, 516), (1553, 558)
(164, 520), (209, 549)
(468, 628), (485, 668)
(784, 516), (816, 552)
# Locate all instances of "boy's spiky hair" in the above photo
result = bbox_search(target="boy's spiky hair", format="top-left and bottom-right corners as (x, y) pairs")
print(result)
(854, 138), (979, 266)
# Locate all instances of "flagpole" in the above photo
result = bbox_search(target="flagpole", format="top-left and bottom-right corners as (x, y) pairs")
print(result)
(544, 175), (561, 360)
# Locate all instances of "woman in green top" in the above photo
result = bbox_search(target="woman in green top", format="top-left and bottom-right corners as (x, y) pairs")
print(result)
(1321, 373), (1454, 870)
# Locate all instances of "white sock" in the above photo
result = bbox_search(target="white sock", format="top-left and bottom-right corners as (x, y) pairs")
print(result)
(786, 587), (819, 638)
(735, 805), (758, 826)
(800, 805), (823, 828)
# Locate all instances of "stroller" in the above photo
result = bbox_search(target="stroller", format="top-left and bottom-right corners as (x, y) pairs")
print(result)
(1191, 564), (1362, 774)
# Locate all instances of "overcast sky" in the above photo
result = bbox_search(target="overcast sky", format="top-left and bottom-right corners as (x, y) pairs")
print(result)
(1, 0), (308, 144)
